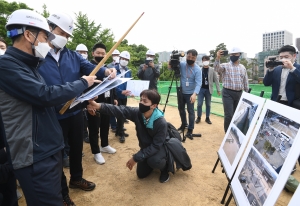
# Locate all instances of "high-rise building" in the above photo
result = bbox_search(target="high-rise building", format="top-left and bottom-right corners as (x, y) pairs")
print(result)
(262, 30), (293, 51)
(296, 38), (300, 51)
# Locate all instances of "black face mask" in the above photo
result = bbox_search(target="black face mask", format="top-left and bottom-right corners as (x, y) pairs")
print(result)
(95, 56), (104, 63)
(186, 60), (195, 65)
(139, 103), (151, 113)
(230, 56), (239, 62)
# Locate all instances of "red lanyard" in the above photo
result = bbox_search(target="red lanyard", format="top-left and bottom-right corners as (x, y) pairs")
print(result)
(186, 64), (193, 79)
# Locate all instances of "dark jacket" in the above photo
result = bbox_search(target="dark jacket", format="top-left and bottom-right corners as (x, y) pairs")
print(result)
(137, 63), (160, 90)
(99, 104), (167, 162)
(115, 64), (132, 99)
(38, 47), (107, 120)
(0, 46), (88, 169)
(263, 63), (300, 105)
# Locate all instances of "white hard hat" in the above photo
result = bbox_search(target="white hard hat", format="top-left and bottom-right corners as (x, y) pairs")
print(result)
(47, 12), (74, 36)
(119, 51), (130, 60)
(146, 49), (155, 56)
(76, 44), (88, 51)
(229, 47), (243, 54)
(6, 9), (55, 41)
(112, 49), (120, 55)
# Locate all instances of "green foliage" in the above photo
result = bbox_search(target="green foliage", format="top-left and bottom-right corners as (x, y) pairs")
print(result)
(38, 4), (49, 18)
(0, 0), (32, 45)
(66, 12), (114, 61)
(159, 62), (173, 81)
(209, 43), (228, 63)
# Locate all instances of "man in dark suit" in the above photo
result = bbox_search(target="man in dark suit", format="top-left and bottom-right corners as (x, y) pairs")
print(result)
(263, 45), (300, 106)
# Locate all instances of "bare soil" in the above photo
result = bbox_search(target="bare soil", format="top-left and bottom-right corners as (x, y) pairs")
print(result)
(18, 98), (299, 206)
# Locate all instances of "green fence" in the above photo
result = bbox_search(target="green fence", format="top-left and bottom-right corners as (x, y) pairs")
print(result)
(156, 81), (272, 117)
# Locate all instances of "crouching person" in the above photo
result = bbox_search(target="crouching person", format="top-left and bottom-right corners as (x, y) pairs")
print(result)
(88, 89), (170, 183)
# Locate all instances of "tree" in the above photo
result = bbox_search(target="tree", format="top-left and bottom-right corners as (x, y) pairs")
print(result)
(66, 12), (114, 59)
(0, 0), (32, 45)
(209, 43), (228, 63)
(38, 4), (49, 18)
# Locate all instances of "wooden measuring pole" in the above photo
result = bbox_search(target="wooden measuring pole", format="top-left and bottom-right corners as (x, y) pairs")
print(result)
(59, 12), (144, 115)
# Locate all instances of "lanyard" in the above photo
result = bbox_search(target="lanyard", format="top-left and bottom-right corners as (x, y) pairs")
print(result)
(185, 64), (193, 79)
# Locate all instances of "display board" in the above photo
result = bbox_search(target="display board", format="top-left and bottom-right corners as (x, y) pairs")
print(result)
(231, 100), (300, 206)
(217, 92), (265, 178)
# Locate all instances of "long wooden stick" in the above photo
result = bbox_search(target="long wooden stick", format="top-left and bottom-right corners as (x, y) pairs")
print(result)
(59, 12), (144, 115)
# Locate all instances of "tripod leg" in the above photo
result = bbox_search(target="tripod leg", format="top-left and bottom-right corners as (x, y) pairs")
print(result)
(163, 72), (175, 113)
(221, 182), (231, 204)
(225, 192), (233, 206)
(212, 157), (220, 173)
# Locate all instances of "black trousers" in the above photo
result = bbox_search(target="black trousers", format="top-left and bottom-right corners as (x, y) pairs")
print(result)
(116, 98), (127, 135)
(136, 145), (167, 178)
(14, 151), (62, 206)
(87, 111), (110, 154)
(59, 111), (84, 182)
(0, 168), (17, 206)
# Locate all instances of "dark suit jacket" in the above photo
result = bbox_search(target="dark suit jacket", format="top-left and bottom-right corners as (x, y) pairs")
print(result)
(263, 63), (300, 105)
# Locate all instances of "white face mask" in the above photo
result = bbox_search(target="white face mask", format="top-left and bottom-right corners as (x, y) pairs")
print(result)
(35, 42), (51, 58)
(0, 49), (5, 55)
(29, 32), (51, 58)
(146, 57), (154, 61)
(120, 59), (128, 67)
(113, 56), (119, 63)
(51, 34), (67, 49)
(81, 53), (88, 59)
(202, 61), (210, 66)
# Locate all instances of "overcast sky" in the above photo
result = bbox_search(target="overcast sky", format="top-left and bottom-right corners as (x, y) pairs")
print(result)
(7, 0), (300, 58)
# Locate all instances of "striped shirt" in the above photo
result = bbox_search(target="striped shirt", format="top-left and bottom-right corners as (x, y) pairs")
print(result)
(214, 60), (249, 92)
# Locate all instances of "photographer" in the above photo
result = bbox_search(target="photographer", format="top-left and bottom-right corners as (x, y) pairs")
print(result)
(263, 45), (300, 106)
(214, 47), (249, 133)
(168, 49), (202, 140)
(137, 49), (160, 90)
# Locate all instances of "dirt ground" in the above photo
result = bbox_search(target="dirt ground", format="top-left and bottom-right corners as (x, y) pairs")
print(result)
(18, 98), (299, 206)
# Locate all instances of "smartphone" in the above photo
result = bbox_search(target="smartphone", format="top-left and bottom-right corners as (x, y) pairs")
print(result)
(222, 50), (228, 56)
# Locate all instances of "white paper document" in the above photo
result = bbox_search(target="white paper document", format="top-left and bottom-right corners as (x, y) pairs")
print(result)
(126, 80), (150, 96)
(70, 70), (132, 108)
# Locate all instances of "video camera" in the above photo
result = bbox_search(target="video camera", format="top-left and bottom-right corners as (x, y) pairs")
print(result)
(169, 50), (185, 78)
(266, 57), (283, 68)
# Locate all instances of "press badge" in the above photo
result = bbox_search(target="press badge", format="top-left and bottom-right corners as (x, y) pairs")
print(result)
(186, 81), (189, 87)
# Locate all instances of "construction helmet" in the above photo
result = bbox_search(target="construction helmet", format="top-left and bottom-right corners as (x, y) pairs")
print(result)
(47, 12), (74, 36)
(112, 49), (120, 55)
(146, 49), (155, 56)
(76, 44), (88, 51)
(229, 47), (243, 54)
(6, 9), (55, 41)
(119, 51), (130, 60)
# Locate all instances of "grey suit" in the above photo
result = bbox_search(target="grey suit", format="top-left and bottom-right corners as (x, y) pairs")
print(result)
(197, 67), (221, 119)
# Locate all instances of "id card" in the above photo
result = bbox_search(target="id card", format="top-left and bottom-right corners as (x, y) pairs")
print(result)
(186, 81), (189, 87)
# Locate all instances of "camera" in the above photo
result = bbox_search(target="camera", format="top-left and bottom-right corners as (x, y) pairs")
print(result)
(169, 50), (185, 78)
(266, 57), (283, 68)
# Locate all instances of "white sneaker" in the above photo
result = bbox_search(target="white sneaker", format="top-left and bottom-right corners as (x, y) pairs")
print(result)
(94, 153), (105, 164)
(100, 145), (116, 154)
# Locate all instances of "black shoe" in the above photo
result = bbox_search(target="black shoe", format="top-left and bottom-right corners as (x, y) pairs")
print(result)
(63, 158), (70, 168)
(177, 124), (188, 131)
(83, 136), (90, 143)
(119, 135), (125, 143)
(63, 195), (76, 206)
(195, 117), (201, 124)
(185, 129), (193, 140)
(205, 118), (212, 124)
(123, 128), (127, 131)
(124, 119), (129, 124)
(124, 132), (129, 137)
(159, 170), (170, 183)
(69, 178), (96, 191)
(111, 128), (116, 133)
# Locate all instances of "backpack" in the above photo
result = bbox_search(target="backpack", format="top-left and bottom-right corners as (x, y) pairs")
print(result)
(285, 175), (299, 193)
(167, 122), (182, 142)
